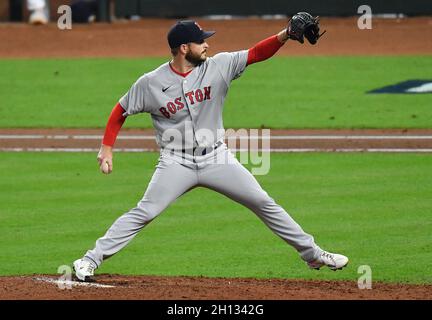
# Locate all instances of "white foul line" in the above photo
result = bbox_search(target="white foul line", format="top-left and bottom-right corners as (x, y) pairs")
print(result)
(237, 135), (432, 140)
(34, 277), (115, 288)
(2, 147), (432, 153)
(1, 134), (432, 140)
(0, 148), (153, 152)
(263, 148), (432, 153)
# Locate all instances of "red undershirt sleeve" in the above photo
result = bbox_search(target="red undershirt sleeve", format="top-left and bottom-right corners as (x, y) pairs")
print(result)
(102, 103), (126, 147)
(247, 35), (284, 66)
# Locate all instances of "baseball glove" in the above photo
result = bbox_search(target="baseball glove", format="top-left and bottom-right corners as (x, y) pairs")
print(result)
(287, 12), (326, 45)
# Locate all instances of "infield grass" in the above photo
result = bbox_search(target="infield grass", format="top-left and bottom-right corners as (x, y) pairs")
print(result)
(0, 152), (431, 284)
(0, 56), (431, 129)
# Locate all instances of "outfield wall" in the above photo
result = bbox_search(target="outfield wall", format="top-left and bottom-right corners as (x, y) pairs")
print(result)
(2, 0), (432, 22)
(115, 0), (432, 18)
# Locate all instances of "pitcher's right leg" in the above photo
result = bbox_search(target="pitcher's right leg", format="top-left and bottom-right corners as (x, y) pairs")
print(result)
(80, 155), (198, 272)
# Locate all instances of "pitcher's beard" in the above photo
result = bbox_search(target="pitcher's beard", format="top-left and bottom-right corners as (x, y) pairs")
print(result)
(185, 51), (206, 66)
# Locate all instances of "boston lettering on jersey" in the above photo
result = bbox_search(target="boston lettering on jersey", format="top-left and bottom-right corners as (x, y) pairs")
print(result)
(159, 86), (211, 119)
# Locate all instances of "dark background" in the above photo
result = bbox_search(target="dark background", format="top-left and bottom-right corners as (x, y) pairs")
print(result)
(3, 0), (432, 22)
(115, 0), (432, 18)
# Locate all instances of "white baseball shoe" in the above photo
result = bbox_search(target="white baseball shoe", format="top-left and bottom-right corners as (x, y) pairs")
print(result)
(73, 258), (97, 282)
(307, 250), (349, 271)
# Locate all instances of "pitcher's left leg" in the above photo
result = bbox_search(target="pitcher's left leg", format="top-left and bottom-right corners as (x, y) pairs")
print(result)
(198, 151), (321, 263)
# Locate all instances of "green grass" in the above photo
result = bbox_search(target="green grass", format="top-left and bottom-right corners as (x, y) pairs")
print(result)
(0, 152), (431, 284)
(0, 56), (431, 129)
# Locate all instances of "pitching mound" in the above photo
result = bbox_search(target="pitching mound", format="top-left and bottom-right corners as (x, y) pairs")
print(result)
(1, 275), (431, 300)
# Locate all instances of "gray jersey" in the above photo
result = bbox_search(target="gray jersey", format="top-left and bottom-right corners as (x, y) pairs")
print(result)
(82, 48), (327, 274)
(119, 50), (248, 150)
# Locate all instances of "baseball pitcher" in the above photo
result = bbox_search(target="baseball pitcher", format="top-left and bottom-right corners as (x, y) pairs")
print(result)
(73, 14), (348, 282)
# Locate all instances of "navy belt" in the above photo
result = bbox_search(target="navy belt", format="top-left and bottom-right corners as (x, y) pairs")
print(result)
(171, 141), (223, 156)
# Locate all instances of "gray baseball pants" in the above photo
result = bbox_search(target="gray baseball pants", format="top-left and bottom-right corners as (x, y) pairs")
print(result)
(84, 144), (321, 267)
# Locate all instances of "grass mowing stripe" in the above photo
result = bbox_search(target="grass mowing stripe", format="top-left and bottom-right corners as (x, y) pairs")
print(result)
(0, 56), (431, 128)
(0, 152), (431, 284)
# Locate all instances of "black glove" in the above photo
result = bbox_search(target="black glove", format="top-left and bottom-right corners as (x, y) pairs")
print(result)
(287, 12), (326, 45)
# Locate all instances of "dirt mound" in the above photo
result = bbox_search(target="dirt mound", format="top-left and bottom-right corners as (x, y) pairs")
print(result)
(1, 275), (431, 300)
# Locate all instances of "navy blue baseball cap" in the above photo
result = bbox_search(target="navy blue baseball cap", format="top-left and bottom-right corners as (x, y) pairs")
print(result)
(167, 20), (215, 49)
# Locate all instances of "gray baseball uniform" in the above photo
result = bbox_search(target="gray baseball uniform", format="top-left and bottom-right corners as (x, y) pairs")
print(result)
(84, 51), (322, 267)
